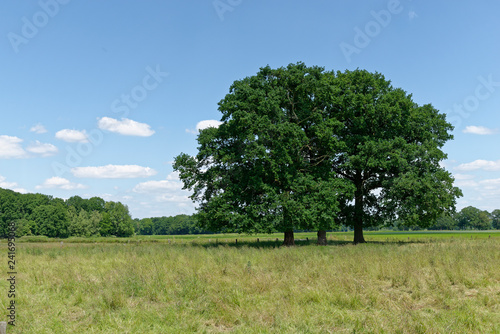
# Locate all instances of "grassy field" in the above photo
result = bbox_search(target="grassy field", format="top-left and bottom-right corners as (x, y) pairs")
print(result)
(2, 232), (499, 333)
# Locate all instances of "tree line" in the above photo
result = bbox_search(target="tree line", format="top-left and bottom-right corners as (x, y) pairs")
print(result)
(0, 188), (135, 238)
(131, 205), (500, 236)
(426, 206), (500, 231)
(365, 206), (499, 231)
(133, 215), (212, 235)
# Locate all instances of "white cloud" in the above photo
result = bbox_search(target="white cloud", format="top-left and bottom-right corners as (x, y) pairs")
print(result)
(0, 135), (28, 159)
(454, 179), (478, 188)
(197, 120), (222, 131)
(166, 171), (181, 180)
(0, 175), (27, 193)
(453, 175), (500, 212)
(453, 173), (475, 180)
(97, 117), (155, 137)
(155, 194), (191, 203)
(133, 180), (180, 193)
(36, 177), (87, 190)
(30, 123), (48, 134)
(454, 173), (478, 188)
(26, 141), (59, 157)
(55, 129), (88, 143)
(186, 119), (222, 134)
(463, 126), (498, 135)
(133, 172), (184, 193)
(474, 178), (500, 199)
(456, 160), (500, 172)
(408, 11), (418, 20)
(479, 178), (500, 189)
(72, 165), (157, 178)
(132, 172), (193, 214)
(126, 170), (196, 217)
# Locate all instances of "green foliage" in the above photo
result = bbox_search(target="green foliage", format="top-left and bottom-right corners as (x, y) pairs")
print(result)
(174, 63), (462, 243)
(66, 195), (85, 211)
(456, 206), (491, 230)
(23, 193), (52, 219)
(135, 215), (211, 235)
(491, 209), (500, 229)
(32, 203), (69, 238)
(14, 218), (34, 237)
(102, 201), (135, 237)
(67, 195), (106, 213)
(174, 63), (354, 240)
(429, 214), (458, 230)
(87, 196), (106, 212)
(68, 207), (102, 237)
(0, 187), (133, 238)
(427, 206), (500, 231)
(88, 210), (103, 235)
(0, 188), (21, 237)
(327, 69), (462, 242)
(138, 218), (154, 235)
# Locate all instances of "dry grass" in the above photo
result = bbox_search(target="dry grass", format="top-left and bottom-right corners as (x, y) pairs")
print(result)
(1, 238), (499, 333)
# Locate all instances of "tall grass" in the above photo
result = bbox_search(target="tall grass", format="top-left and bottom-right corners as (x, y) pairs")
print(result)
(2, 239), (499, 333)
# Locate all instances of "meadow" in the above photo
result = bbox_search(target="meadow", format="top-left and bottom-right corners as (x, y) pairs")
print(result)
(1, 231), (499, 333)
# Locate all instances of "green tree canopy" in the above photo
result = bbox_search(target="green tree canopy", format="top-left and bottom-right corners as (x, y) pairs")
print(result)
(328, 69), (462, 242)
(456, 206), (491, 230)
(429, 214), (457, 230)
(66, 195), (85, 211)
(0, 187), (131, 238)
(174, 63), (462, 244)
(492, 209), (500, 229)
(101, 201), (134, 237)
(174, 63), (353, 245)
(32, 203), (69, 238)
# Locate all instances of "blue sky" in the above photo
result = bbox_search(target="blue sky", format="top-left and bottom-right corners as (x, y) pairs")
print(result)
(1, 0), (499, 219)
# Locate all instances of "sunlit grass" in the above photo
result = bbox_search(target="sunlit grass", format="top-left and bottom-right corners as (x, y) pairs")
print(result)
(1, 237), (499, 333)
(16, 230), (500, 245)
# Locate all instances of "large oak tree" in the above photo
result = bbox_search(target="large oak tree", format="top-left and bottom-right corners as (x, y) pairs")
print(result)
(174, 63), (462, 244)
(174, 63), (352, 245)
(327, 69), (462, 243)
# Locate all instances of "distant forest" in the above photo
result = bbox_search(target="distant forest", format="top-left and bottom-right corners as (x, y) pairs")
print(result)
(0, 187), (211, 238)
(0, 187), (498, 238)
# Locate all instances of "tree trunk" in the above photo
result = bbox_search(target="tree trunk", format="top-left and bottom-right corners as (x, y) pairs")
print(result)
(353, 221), (365, 244)
(317, 230), (327, 245)
(283, 230), (295, 246)
(353, 171), (366, 244)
